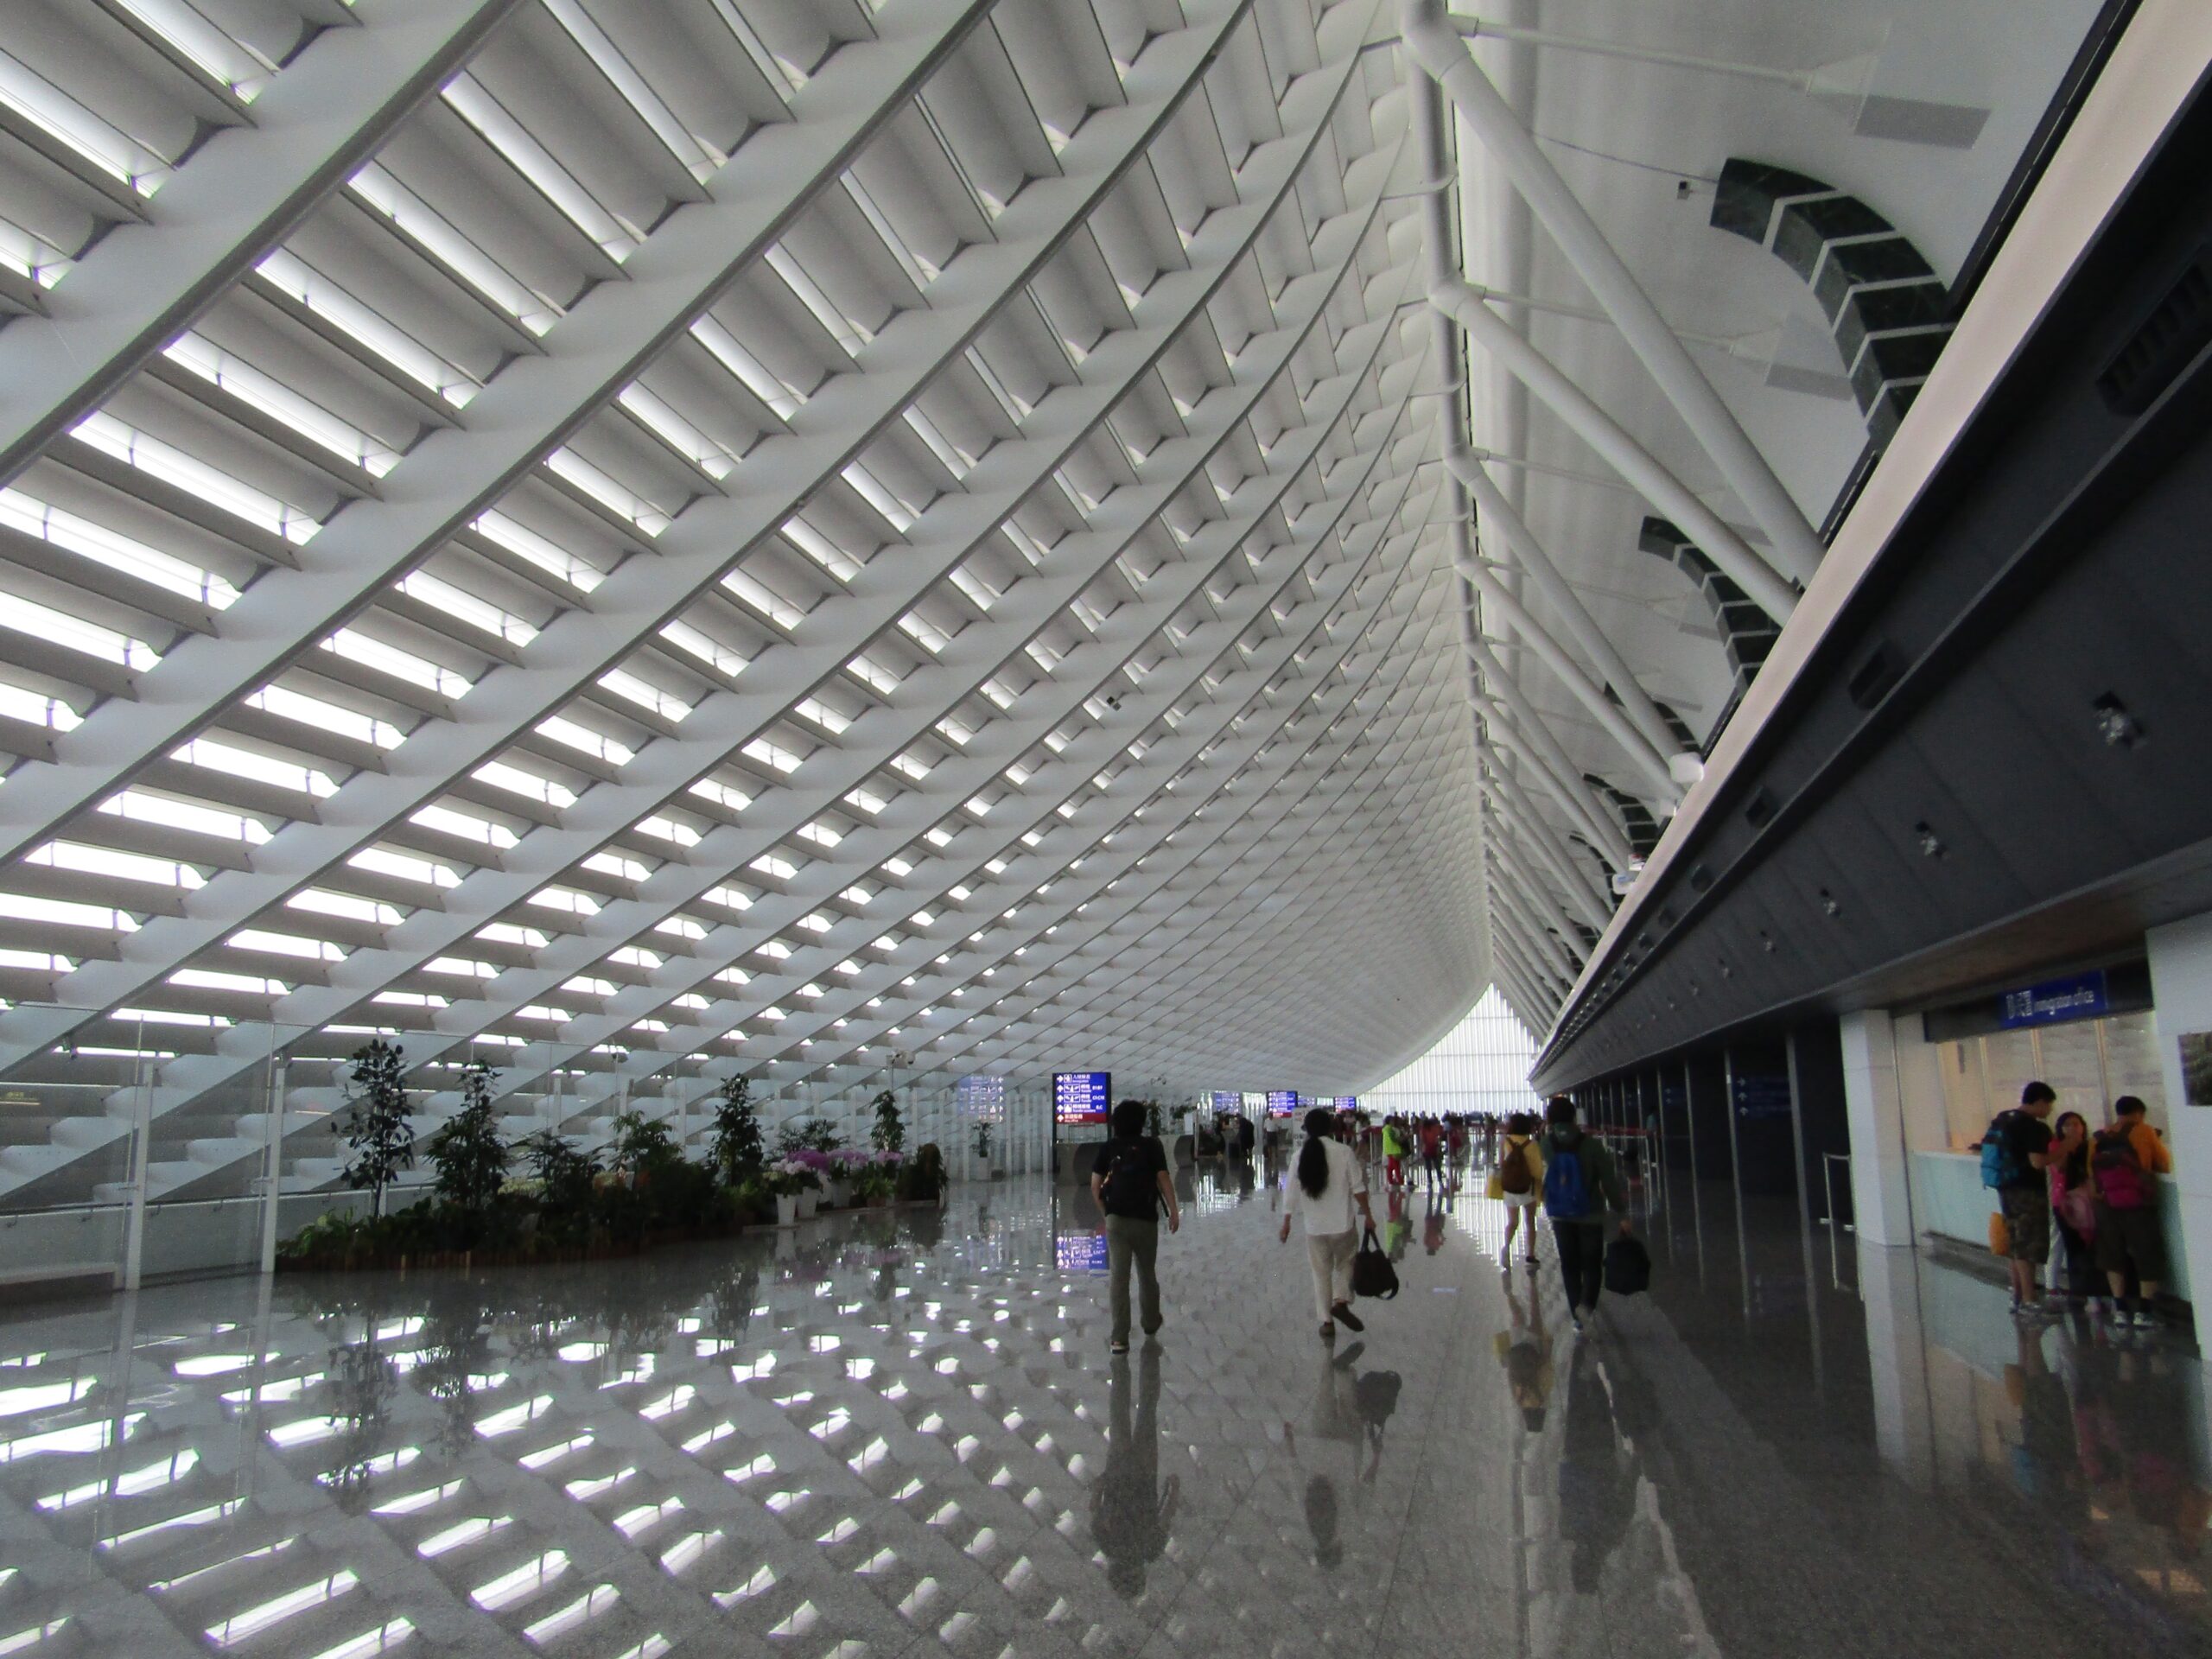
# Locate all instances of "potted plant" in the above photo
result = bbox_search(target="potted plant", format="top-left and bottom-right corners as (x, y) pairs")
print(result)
(778, 1153), (826, 1218)
(831, 1147), (879, 1206)
(766, 1159), (813, 1227)
(971, 1120), (995, 1182)
(851, 1150), (899, 1206)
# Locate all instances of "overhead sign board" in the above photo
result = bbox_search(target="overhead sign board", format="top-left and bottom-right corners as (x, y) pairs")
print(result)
(1264, 1090), (1299, 1117)
(1997, 969), (2108, 1029)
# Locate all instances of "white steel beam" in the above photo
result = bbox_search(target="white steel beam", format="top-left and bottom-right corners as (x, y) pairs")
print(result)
(0, 0), (529, 486)
(1403, 0), (1826, 586)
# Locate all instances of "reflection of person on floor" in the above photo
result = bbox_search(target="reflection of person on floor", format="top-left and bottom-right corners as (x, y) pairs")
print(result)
(1090, 1343), (1179, 1597)
(1557, 1339), (1634, 1594)
(1494, 1273), (1555, 1432)
(1383, 1187), (1412, 1261)
(1302, 1473), (1342, 1569)
(2005, 1324), (2084, 1531)
(1423, 1190), (1446, 1255)
(1282, 1340), (1384, 1490)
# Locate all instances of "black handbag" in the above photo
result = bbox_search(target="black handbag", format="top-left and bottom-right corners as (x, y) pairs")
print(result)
(1351, 1225), (1399, 1300)
(1604, 1234), (1651, 1296)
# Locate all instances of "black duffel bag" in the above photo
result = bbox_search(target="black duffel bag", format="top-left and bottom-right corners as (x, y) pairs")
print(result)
(1351, 1225), (1399, 1300)
(1604, 1233), (1651, 1297)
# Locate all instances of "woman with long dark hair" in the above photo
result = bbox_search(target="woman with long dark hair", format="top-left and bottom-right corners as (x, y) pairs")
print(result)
(1279, 1108), (1376, 1340)
(2046, 1109), (2098, 1307)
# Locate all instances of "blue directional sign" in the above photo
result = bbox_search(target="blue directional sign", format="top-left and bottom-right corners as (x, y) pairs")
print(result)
(1264, 1090), (1299, 1117)
(1053, 1071), (1110, 1125)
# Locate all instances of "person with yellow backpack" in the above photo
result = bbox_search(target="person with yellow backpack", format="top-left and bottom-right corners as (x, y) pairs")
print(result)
(1490, 1110), (1545, 1268)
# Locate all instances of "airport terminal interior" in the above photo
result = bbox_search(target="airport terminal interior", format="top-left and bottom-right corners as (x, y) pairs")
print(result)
(0, 0), (2206, 1654)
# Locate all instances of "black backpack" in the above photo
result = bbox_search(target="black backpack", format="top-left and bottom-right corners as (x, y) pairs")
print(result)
(1100, 1138), (1157, 1215)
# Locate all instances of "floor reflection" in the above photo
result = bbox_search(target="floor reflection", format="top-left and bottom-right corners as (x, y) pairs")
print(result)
(1089, 1344), (1175, 1597)
(0, 1163), (2199, 1657)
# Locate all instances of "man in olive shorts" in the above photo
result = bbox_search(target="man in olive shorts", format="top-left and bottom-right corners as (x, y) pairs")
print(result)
(1991, 1082), (2056, 1317)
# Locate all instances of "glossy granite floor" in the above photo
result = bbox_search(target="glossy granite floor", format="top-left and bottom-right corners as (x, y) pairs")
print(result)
(0, 1156), (2204, 1659)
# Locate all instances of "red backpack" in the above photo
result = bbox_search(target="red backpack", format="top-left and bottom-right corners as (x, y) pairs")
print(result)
(2091, 1128), (2151, 1210)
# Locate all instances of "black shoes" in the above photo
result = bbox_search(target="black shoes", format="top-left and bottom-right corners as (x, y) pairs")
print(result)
(1330, 1300), (1364, 1333)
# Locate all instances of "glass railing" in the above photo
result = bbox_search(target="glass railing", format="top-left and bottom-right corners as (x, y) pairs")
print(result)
(0, 1002), (1059, 1287)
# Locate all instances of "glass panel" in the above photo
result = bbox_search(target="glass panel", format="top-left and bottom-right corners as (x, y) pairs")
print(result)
(2035, 1019), (2105, 1115)
(1934, 1039), (1986, 1151)
(1979, 1030), (2039, 1129)
(2102, 1010), (2169, 1122)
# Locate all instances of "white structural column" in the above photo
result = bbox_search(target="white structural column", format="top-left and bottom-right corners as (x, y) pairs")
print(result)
(2145, 915), (2212, 1340)
(1489, 858), (1583, 982)
(1482, 768), (1608, 933)
(1432, 280), (1798, 622)
(0, 0), (1001, 871)
(1402, 0), (1825, 588)
(1465, 632), (1637, 861)
(1838, 1009), (1916, 1249)
(0, 0), (528, 485)
(1456, 555), (1681, 804)
(1488, 811), (1598, 957)
(1480, 700), (1636, 873)
(1443, 446), (1688, 771)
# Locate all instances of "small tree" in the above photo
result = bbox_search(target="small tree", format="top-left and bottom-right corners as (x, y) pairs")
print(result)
(869, 1089), (904, 1154)
(340, 1039), (414, 1217)
(971, 1119), (994, 1163)
(709, 1076), (765, 1186)
(1144, 1100), (1165, 1138)
(608, 1106), (680, 1182)
(518, 1128), (598, 1215)
(425, 1060), (510, 1215)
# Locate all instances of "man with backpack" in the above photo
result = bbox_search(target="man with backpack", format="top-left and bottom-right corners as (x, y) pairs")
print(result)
(2090, 1094), (2173, 1328)
(1981, 1081), (2057, 1317)
(1091, 1099), (1180, 1356)
(1540, 1096), (1630, 1330)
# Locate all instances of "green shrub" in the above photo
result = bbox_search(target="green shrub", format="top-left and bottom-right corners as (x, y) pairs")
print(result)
(425, 1060), (511, 1218)
(777, 1117), (842, 1155)
(899, 1142), (948, 1203)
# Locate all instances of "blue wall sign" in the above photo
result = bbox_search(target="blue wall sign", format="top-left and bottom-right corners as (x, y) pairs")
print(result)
(1264, 1090), (1299, 1117)
(1731, 1074), (1793, 1121)
(1997, 969), (2108, 1029)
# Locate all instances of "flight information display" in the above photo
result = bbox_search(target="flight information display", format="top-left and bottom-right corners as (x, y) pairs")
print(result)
(1264, 1090), (1299, 1117)
(1053, 1071), (1111, 1125)
(1335, 1096), (1358, 1110)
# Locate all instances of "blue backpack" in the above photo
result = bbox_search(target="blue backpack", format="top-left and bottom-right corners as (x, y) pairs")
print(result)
(1979, 1112), (2027, 1190)
(1542, 1136), (1592, 1219)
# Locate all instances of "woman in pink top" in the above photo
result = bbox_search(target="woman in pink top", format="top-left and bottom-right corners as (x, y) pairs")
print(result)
(2046, 1110), (2097, 1306)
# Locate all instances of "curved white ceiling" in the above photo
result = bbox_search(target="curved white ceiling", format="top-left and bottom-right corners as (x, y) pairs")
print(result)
(0, 0), (2111, 1200)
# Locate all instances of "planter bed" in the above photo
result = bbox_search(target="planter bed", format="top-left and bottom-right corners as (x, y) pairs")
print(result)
(278, 1196), (943, 1274)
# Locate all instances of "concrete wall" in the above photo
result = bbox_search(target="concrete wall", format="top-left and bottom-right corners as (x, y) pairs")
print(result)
(2146, 913), (2212, 1317)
